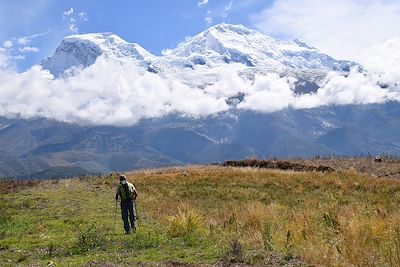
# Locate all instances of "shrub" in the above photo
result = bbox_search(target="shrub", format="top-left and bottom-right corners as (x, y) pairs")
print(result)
(126, 227), (165, 250)
(223, 213), (238, 232)
(0, 214), (10, 239)
(225, 239), (243, 263)
(0, 217), (32, 240)
(71, 223), (106, 254)
(167, 208), (205, 246)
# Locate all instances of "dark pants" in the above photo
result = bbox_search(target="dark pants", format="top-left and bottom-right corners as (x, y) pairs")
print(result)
(120, 200), (136, 234)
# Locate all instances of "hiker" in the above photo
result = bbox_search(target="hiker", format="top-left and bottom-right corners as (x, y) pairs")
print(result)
(115, 174), (137, 234)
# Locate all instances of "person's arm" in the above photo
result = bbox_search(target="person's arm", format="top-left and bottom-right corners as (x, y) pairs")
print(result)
(132, 184), (138, 200)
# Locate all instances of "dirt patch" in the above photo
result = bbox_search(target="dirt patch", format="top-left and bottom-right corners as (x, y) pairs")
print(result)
(219, 159), (335, 173)
(138, 256), (311, 267)
(129, 261), (202, 267)
(165, 261), (200, 267)
(214, 253), (311, 267)
(84, 260), (118, 267)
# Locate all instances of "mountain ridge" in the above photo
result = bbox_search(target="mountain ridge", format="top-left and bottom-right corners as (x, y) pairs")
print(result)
(41, 32), (154, 77)
(1, 101), (400, 178)
(41, 23), (359, 79)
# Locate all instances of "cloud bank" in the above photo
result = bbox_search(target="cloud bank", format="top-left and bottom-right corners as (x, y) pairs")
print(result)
(0, 55), (229, 125)
(0, 42), (399, 126)
(251, 0), (400, 63)
(362, 38), (400, 83)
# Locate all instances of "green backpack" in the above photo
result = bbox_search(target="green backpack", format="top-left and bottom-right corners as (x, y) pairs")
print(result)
(119, 182), (134, 201)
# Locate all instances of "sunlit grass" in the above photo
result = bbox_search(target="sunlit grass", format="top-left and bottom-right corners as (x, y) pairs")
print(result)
(1, 165), (400, 266)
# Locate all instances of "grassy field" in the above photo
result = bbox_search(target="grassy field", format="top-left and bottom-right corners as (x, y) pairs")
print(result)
(1, 162), (400, 266)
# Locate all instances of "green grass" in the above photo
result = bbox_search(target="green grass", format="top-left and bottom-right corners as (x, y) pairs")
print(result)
(1, 166), (400, 266)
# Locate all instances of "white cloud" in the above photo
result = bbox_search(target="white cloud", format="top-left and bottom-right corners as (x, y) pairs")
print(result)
(222, 0), (234, 19)
(18, 46), (40, 53)
(0, 43), (399, 126)
(68, 18), (78, 34)
(63, 10), (88, 34)
(251, 0), (400, 62)
(198, 0), (209, 7)
(2, 40), (13, 48)
(238, 74), (296, 112)
(362, 38), (400, 83)
(294, 71), (390, 109)
(15, 31), (49, 46)
(203, 64), (252, 98)
(13, 55), (25, 61)
(63, 8), (74, 17)
(161, 48), (173, 56)
(17, 38), (28, 45)
(79, 12), (88, 21)
(0, 57), (230, 125)
(205, 10), (213, 24)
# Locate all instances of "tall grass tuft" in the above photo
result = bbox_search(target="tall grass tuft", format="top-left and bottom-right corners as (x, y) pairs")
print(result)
(167, 207), (205, 246)
(71, 223), (107, 254)
(262, 222), (274, 251)
(126, 227), (165, 250)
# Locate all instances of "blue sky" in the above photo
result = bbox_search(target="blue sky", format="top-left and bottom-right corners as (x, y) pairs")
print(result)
(0, 0), (271, 71)
(2, 0), (400, 71)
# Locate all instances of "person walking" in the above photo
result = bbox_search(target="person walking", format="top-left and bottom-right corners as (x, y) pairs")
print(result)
(115, 174), (137, 234)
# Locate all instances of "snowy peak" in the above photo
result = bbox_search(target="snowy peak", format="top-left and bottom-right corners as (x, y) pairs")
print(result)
(42, 24), (359, 77)
(165, 23), (272, 66)
(166, 23), (356, 71)
(42, 32), (153, 77)
(167, 23), (264, 56)
(63, 32), (153, 60)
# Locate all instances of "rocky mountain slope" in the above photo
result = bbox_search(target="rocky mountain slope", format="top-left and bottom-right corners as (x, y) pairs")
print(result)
(1, 102), (399, 178)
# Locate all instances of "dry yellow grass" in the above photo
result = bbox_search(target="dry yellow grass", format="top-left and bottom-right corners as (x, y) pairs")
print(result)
(1, 163), (400, 266)
(125, 166), (400, 266)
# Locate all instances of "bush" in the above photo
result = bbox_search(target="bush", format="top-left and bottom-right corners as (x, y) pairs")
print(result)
(71, 223), (106, 254)
(167, 209), (205, 246)
(126, 227), (165, 250)
(0, 214), (10, 239)
(0, 217), (32, 240)
(223, 239), (243, 263)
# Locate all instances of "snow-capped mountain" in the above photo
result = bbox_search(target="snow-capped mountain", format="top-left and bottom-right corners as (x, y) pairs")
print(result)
(3, 24), (396, 179)
(42, 32), (153, 77)
(42, 24), (358, 80)
(163, 24), (355, 72)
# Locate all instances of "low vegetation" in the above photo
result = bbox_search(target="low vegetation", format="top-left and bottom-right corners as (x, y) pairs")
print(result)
(1, 160), (400, 266)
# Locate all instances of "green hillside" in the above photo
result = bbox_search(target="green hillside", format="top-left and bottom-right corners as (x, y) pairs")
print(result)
(1, 164), (400, 266)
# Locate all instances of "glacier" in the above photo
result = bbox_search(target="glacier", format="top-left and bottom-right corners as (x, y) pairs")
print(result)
(42, 23), (359, 85)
